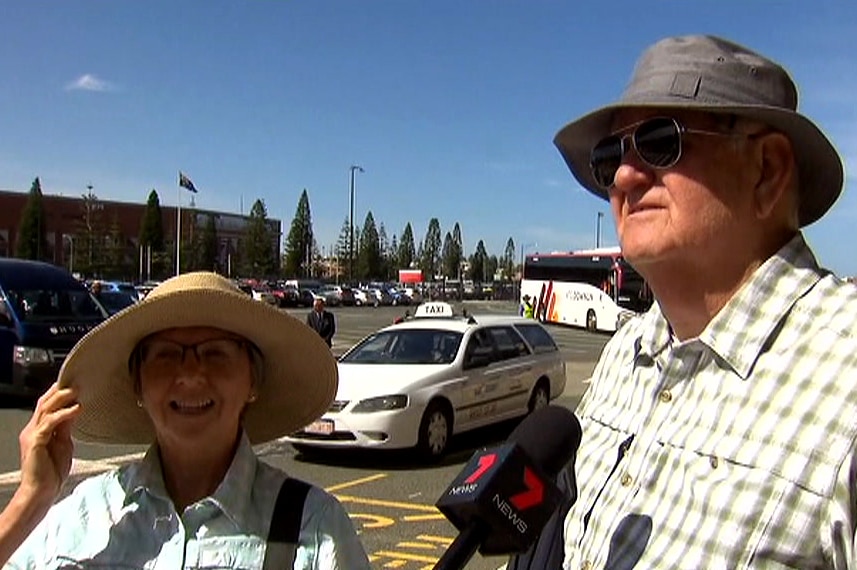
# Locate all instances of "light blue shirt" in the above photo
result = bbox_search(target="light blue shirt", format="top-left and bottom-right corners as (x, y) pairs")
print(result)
(7, 433), (370, 569)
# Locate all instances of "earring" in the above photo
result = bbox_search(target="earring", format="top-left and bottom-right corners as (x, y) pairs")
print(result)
(136, 399), (144, 408)
(247, 393), (257, 403)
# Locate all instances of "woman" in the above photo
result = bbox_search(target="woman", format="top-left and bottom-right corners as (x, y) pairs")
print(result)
(0, 271), (370, 569)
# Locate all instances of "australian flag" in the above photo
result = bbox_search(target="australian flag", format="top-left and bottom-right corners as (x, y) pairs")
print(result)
(178, 171), (198, 193)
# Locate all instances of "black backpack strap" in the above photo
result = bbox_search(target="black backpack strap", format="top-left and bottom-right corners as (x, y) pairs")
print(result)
(263, 477), (312, 570)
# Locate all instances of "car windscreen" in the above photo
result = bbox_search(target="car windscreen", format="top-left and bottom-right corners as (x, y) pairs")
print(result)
(97, 291), (137, 315)
(5, 288), (104, 322)
(340, 329), (463, 365)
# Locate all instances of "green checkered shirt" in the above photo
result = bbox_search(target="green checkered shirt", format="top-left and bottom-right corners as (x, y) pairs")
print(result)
(563, 234), (857, 569)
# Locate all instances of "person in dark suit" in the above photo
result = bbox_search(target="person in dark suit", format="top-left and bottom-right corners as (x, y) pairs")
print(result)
(306, 297), (335, 347)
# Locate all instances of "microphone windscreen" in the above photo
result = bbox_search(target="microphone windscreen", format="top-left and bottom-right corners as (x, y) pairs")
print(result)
(507, 405), (582, 477)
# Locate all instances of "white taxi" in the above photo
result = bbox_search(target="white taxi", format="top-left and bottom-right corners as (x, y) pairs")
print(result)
(287, 302), (566, 460)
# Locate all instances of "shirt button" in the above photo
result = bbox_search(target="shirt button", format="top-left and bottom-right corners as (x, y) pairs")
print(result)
(710, 456), (719, 469)
(658, 389), (673, 403)
(620, 473), (633, 487)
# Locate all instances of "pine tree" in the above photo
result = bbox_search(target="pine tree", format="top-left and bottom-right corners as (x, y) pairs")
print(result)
(357, 211), (381, 280)
(388, 233), (399, 281)
(377, 223), (389, 281)
(283, 190), (314, 278)
(242, 199), (276, 277)
(420, 218), (442, 280)
(398, 223), (416, 270)
(468, 240), (489, 282)
(503, 237), (516, 281)
(139, 190), (166, 279)
(442, 231), (455, 279)
(15, 177), (50, 261)
(334, 217), (352, 282)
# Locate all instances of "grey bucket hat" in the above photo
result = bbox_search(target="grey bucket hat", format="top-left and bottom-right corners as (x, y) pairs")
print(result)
(553, 34), (844, 227)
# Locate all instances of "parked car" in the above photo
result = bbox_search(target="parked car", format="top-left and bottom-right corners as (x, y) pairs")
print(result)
(387, 288), (411, 306)
(287, 302), (566, 460)
(95, 290), (137, 315)
(318, 285), (342, 307)
(274, 284), (301, 308)
(297, 288), (323, 308)
(0, 259), (106, 399)
(352, 288), (369, 306)
(366, 288), (394, 307)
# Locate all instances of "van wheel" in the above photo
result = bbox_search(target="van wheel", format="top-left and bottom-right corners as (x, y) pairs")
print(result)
(586, 310), (597, 332)
(416, 402), (452, 460)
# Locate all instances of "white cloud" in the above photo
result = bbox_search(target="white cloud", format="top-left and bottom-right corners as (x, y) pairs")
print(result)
(65, 74), (115, 92)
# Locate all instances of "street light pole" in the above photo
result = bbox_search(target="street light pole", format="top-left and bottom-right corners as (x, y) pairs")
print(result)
(596, 212), (604, 248)
(349, 164), (364, 283)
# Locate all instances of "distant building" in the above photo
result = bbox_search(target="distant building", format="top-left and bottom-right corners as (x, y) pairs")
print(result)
(0, 189), (281, 280)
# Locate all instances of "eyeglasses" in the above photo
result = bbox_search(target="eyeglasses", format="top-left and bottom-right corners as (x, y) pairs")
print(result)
(140, 337), (248, 369)
(589, 116), (758, 189)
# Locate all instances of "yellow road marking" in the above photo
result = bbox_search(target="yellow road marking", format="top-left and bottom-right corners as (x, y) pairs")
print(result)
(403, 513), (446, 522)
(416, 534), (453, 546)
(396, 542), (439, 550)
(382, 561), (408, 568)
(325, 473), (387, 492)
(349, 513), (395, 529)
(372, 550), (438, 563)
(335, 494), (439, 512)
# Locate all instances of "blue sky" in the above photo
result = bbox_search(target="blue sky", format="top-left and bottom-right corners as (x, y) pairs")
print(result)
(2, 2), (855, 275)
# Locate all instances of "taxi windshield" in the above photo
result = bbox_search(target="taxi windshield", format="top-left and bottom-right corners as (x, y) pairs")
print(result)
(341, 329), (463, 365)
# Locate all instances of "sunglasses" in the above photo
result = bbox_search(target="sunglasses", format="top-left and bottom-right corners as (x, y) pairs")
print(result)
(589, 116), (754, 189)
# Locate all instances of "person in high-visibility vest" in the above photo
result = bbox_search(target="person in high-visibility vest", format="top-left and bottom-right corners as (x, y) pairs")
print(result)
(520, 294), (534, 318)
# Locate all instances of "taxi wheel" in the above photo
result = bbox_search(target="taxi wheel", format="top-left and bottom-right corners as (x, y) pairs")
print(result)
(528, 380), (550, 413)
(417, 402), (452, 460)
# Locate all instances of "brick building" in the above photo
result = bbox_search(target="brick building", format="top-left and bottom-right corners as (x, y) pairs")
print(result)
(0, 189), (281, 280)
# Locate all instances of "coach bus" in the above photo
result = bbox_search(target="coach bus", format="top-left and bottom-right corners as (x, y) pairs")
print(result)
(521, 247), (653, 332)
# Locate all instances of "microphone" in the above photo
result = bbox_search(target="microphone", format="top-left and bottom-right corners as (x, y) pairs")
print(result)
(433, 405), (582, 570)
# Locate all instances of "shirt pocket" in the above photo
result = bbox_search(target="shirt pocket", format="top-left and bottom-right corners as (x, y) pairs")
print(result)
(669, 431), (831, 568)
(193, 536), (265, 570)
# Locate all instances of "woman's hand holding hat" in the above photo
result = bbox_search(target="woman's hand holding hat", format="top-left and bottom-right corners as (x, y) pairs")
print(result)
(0, 383), (80, 565)
(17, 382), (81, 507)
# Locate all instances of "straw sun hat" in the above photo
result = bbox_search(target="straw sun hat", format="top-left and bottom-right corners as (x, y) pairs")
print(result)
(553, 34), (844, 227)
(57, 271), (337, 445)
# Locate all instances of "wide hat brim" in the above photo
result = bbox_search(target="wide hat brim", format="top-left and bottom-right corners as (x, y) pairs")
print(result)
(58, 274), (337, 445)
(553, 35), (845, 228)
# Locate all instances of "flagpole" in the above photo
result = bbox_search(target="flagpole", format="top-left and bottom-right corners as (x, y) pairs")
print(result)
(176, 183), (181, 276)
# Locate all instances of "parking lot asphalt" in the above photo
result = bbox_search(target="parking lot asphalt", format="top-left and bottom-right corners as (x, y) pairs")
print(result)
(0, 302), (609, 569)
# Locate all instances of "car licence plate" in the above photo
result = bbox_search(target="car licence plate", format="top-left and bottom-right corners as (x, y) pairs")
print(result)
(305, 419), (334, 435)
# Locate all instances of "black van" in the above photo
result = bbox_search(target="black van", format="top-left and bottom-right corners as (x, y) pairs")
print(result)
(0, 259), (106, 398)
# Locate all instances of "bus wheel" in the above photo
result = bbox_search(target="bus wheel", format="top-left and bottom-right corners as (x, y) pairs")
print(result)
(586, 310), (597, 331)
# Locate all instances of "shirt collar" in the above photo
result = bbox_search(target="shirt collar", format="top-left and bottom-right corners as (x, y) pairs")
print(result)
(699, 233), (825, 379)
(632, 233), (824, 379)
(120, 431), (259, 528)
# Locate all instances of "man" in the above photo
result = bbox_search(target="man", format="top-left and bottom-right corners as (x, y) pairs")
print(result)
(520, 294), (535, 319)
(89, 280), (103, 299)
(533, 35), (855, 569)
(306, 297), (336, 347)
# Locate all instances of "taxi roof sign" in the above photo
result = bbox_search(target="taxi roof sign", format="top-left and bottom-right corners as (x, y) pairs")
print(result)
(414, 302), (455, 318)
